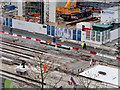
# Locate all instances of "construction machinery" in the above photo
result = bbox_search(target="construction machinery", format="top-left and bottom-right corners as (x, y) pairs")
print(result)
(26, 13), (41, 23)
(56, 0), (94, 21)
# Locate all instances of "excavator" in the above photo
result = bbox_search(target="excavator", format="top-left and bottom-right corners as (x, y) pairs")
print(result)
(56, 0), (94, 21)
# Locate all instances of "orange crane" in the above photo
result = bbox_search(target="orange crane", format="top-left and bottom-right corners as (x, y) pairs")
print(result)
(56, 0), (94, 21)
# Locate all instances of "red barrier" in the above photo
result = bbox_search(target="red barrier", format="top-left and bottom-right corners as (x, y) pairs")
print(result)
(0, 31), (5, 33)
(9, 33), (13, 35)
(72, 47), (79, 51)
(17, 35), (22, 37)
(26, 37), (31, 39)
(46, 41), (48, 43)
(116, 57), (120, 60)
(90, 51), (97, 55)
(56, 43), (62, 46)
(36, 39), (41, 42)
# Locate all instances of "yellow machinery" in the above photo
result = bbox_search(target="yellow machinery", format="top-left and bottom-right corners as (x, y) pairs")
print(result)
(56, 0), (80, 15)
(56, 0), (94, 21)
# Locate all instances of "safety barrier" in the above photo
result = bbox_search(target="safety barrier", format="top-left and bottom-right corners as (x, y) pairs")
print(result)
(47, 25), (81, 41)
(0, 30), (119, 61)
(0, 16), (82, 42)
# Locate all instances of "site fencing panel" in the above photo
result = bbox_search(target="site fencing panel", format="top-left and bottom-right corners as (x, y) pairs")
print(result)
(51, 26), (55, 36)
(9, 18), (12, 27)
(3, 17), (81, 41)
(47, 25), (50, 35)
(77, 30), (81, 41)
(110, 28), (120, 42)
(12, 19), (47, 34)
(6, 18), (8, 26)
(0, 16), (3, 25)
(73, 30), (76, 40)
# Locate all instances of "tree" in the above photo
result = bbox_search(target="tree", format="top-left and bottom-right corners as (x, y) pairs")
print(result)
(28, 54), (53, 90)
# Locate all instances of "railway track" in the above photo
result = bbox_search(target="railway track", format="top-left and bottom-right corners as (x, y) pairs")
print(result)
(0, 40), (117, 88)
(1, 48), (33, 59)
(1, 40), (119, 74)
(0, 41), (47, 54)
(0, 40), (75, 62)
(0, 69), (45, 87)
(0, 40), (48, 60)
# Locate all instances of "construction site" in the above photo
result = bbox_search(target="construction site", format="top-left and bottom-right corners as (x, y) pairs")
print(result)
(0, 0), (120, 89)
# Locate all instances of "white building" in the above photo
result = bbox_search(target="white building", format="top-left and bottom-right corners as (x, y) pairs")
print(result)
(80, 65), (120, 88)
(101, 6), (120, 24)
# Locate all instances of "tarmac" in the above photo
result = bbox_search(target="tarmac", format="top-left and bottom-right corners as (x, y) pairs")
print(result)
(2, 25), (119, 55)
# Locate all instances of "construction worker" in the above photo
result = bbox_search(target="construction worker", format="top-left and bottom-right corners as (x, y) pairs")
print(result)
(83, 42), (86, 49)
(21, 60), (26, 68)
(10, 27), (12, 33)
(28, 62), (31, 68)
(99, 8), (101, 13)
(53, 37), (56, 43)
(81, 42), (84, 49)
(90, 59), (93, 67)
(48, 40), (51, 44)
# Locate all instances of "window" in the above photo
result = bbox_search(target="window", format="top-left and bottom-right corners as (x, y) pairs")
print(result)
(102, 32), (104, 42)
(96, 31), (100, 42)
(91, 30), (95, 41)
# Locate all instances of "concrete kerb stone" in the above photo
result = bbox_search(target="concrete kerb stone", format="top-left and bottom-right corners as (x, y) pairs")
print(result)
(62, 38), (118, 52)
(0, 31), (119, 61)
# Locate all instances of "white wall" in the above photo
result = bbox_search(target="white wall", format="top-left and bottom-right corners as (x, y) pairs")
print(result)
(44, 0), (49, 24)
(12, 19), (47, 34)
(49, 0), (56, 23)
(81, 31), (86, 41)
(110, 28), (120, 42)
(17, 0), (23, 16)
(101, 7), (119, 24)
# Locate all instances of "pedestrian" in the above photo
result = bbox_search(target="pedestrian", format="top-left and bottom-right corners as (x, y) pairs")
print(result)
(53, 37), (56, 43)
(83, 42), (86, 49)
(10, 27), (12, 33)
(93, 60), (96, 65)
(99, 8), (101, 13)
(48, 40), (51, 44)
(21, 60), (26, 68)
(28, 62), (31, 68)
(78, 69), (79, 73)
(81, 41), (86, 49)
(81, 68), (83, 72)
(81, 42), (84, 49)
(72, 69), (74, 74)
(2, 26), (5, 31)
(90, 59), (93, 67)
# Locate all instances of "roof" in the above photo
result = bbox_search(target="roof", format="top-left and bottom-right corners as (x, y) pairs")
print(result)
(103, 6), (120, 11)
(80, 65), (120, 87)
(93, 24), (113, 29)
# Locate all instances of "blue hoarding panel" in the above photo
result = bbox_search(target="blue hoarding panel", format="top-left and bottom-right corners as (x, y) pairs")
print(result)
(9, 18), (12, 27)
(77, 30), (81, 41)
(6, 18), (8, 26)
(47, 25), (50, 35)
(51, 26), (55, 36)
(73, 30), (76, 40)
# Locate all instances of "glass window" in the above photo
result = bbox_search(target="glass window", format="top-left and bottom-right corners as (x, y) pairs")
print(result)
(102, 32), (104, 42)
(108, 30), (110, 39)
(91, 30), (95, 41)
(96, 31), (100, 42)
(105, 31), (107, 41)
(86, 30), (90, 40)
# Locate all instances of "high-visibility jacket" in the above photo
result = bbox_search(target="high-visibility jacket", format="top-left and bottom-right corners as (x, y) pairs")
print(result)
(44, 64), (48, 72)
(81, 42), (84, 48)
